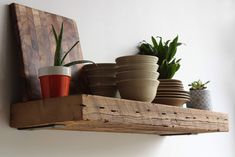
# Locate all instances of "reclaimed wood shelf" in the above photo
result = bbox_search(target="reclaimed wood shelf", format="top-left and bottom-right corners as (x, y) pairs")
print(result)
(10, 94), (229, 135)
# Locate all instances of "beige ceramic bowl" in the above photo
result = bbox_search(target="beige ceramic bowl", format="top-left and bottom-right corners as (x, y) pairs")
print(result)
(117, 63), (159, 73)
(117, 79), (159, 102)
(90, 85), (118, 97)
(88, 76), (116, 86)
(85, 69), (117, 77)
(116, 55), (158, 65)
(117, 70), (159, 80)
(83, 63), (116, 70)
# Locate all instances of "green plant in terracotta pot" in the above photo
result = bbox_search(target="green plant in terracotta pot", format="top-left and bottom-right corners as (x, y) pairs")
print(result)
(38, 23), (94, 99)
(187, 80), (211, 110)
(138, 36), (182, 79)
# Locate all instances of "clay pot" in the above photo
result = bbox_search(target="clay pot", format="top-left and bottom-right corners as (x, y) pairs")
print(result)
(38, 66), (71, 99)
(117, 79), (159, 102)
(90, 85), (118, 97)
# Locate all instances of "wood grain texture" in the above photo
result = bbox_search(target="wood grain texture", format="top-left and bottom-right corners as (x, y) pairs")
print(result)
(10, 95), (229, 135)
(10, 3), (84, 102)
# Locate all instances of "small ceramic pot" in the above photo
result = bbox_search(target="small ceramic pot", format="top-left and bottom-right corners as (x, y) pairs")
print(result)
(38, 66), (71, 99)
(186, 90), (211, 110)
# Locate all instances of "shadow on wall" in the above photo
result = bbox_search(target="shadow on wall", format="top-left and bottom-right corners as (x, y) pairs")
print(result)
(0, 4), (27, 127)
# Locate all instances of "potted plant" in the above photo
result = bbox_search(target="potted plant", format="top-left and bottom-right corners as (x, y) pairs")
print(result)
(38, 23), (94, 99)
(187, 80), (211, 110)
(138, 36), (182, 79)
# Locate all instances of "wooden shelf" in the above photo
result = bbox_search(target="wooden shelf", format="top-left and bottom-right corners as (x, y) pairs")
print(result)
(10, 94), (229, 135)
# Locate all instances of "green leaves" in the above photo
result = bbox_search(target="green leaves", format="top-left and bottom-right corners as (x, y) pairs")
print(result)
(138, 35), (183, 79)
(51, 23), (94, 67)
(188, 80), (210, 90)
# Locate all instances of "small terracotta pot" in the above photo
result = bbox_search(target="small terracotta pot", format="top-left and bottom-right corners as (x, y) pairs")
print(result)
(38, 66), (71, 99)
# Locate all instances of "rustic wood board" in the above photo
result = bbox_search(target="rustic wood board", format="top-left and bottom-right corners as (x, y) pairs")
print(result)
(10, 3), (84, 102)
(10, 95), (229, 135)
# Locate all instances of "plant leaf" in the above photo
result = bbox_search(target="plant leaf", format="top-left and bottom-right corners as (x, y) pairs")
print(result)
(51, 25), (58, 42)
(60, 41), (79, 65)
(64, 60), (95, 67)
(54, 22), (64, 66)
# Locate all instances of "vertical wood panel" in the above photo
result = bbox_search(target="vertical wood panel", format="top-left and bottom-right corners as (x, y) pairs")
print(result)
(10, 3), (84, 102)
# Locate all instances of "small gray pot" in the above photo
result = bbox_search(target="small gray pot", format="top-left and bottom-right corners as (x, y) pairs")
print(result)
(186, 90), (211, 110)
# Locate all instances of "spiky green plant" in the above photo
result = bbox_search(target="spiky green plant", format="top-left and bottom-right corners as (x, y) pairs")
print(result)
(138, 36), (182, 79)
(52, 23), (94, 67)
(188, 80), (210, 90)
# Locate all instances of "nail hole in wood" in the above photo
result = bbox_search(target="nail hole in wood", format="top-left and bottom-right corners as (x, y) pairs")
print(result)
(206, 116), (209, 119)
(185, 116), (191, 119)
(104, 119), (109, 123)
(99, 106), (105, 109)
(163, 125), (169, 127)
(174, 112), (177, 114)
(217, 117), (220, 120)
(80, 104), (86, 107)
(136, 111), (140, 113)
(193, 117), (196, 119)
(147, 109), (151, 112)
(162, 112), (166, 115)
(111, 109), (117, 112)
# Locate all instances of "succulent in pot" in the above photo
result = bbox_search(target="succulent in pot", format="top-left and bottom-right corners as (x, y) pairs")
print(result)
(38, 23), (94, 99)
(138, 36), (183, 79)
(186, 80), (211, 110)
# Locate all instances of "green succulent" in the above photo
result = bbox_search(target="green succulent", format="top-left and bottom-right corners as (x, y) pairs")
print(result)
(138, 36), (182, 79)
(52, 23), (94, 67)
(188, 80), (210, 90)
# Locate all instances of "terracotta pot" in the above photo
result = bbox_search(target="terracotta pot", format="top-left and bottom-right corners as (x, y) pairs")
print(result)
(186, 90), (211, 110)
(38, 66), (71, 99)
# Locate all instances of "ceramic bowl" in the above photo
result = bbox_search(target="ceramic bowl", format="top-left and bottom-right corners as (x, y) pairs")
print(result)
(85, 69), (117, 77)
(117, 70), (159, 81)
(83, 63), (116, 71)
(117, 63), (159, 73)
(90, 85), (118, 97)
(116, 55), (158, 65)
(88, 76), (116, 86)
(117, 79), (159, 102)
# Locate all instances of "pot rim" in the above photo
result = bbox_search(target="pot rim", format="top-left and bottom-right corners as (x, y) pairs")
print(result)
(38, 66), (71, 77)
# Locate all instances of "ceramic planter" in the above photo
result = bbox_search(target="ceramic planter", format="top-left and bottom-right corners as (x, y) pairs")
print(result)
(38, 66), (71, 99)
(186, 90), (211, 110)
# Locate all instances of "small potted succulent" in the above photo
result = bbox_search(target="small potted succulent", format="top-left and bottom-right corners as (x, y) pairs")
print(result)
(138, 36), (182, 79)
(187, 80), (211, 110)
(38, 23), (94, 99)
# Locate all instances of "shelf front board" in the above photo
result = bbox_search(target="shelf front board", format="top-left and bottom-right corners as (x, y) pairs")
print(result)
(10, 95), (229, 135)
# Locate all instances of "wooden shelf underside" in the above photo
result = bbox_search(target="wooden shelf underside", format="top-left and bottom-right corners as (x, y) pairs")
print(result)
(10, 95), (229, 135)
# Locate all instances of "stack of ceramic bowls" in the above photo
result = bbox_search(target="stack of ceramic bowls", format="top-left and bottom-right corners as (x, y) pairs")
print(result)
(83, 63), (118, 97)
(115, 55), (159, 102)
(153, 79), (190, 106)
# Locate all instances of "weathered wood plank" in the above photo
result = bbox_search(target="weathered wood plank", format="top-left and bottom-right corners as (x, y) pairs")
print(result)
(10, 95), (229, 135)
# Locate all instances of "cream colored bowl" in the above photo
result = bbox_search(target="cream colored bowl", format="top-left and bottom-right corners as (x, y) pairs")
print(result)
(116, 55), (158, 65)
(117, 70), (159, 81)
(117, 63), (159, 73)
(117, 79), (159, 102)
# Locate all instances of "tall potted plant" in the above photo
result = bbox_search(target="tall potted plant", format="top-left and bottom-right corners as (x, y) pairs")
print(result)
(187, 80), (211, 110)
(38, 23), (94, 99)
(138, 36), (182, 79)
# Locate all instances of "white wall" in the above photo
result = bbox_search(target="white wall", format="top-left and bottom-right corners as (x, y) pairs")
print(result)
(0, 0), (234, 157)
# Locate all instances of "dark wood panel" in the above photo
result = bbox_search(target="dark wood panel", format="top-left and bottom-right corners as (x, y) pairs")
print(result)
(10, 3), (84, 102)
